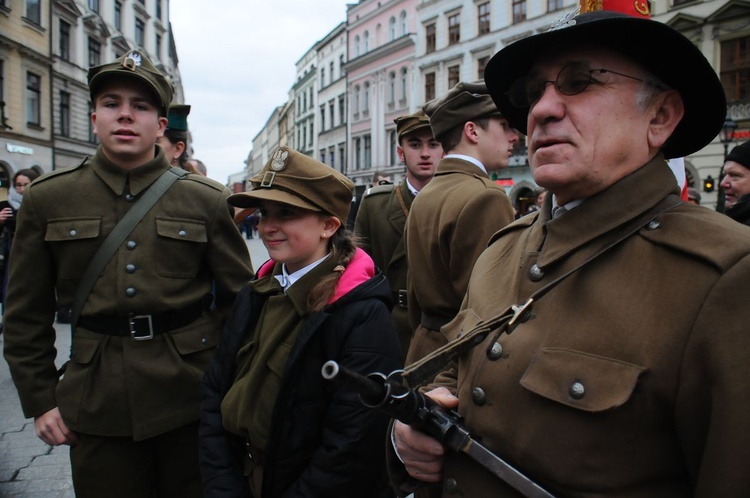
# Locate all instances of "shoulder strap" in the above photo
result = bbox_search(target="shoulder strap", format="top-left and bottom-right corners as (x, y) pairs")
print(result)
(403, 194), (684, 386)
(70, 167), (188, 331)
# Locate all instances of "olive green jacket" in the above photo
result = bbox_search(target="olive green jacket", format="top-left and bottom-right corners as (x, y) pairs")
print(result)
(354, 179), (413, 357)
(2, 147), (254, 440)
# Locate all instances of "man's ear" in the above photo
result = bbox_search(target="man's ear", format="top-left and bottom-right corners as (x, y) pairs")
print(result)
(397, 145), (405, 163)
(464, 121), (480, 145)
(647, 90), (684, 150)
(157, 116), (168, 138)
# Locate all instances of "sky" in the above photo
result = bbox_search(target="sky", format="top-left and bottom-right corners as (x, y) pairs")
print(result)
(170, 1), (353, 184)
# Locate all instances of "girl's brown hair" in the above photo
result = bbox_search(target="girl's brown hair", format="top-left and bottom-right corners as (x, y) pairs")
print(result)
(307, 224), (358, 313)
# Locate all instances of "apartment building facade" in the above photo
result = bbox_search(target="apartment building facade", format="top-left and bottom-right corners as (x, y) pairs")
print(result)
(316, 22), (348, 174)
(0, 0), (54, 194)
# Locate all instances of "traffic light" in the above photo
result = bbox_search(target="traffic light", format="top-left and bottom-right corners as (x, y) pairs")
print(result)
(703, 175), (715, 193)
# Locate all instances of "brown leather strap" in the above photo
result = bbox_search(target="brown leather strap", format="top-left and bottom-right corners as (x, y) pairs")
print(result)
(394, 184), (410, 219)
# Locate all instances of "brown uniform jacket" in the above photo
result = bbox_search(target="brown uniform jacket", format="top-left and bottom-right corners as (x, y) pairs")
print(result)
(403, 157), (514, 365)
(354, 179), (413, 357)
(2, 147), (254, 440)
(397, 157), (750, 496)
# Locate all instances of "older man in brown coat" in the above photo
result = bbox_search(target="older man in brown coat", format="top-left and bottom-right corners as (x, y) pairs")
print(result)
(391, 7), (750, 498)
(403, 81), (518, 367)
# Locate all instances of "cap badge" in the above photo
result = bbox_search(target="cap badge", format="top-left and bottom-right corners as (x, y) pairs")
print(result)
(270, 149), (289, 171)
(122, 51), (142, 72)
(549, 7), (579, 31)
(260, 171), (276, 188)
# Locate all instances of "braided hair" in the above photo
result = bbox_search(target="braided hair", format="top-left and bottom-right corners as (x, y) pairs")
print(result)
(307, 226), (358, 313)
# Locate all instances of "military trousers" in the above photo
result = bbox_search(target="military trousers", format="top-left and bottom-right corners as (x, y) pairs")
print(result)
(70, 421), (201, 498)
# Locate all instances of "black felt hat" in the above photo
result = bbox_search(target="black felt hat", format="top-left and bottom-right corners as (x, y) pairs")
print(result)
(484, 10), (726, 159)
(727, 141), (750, 169)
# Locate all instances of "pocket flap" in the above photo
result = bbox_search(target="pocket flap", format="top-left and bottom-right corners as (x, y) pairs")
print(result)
(155, 218), (207, 243)
(520, 348), (647, 412)
(171, 322), (217, 355)
(70, 333), (102, 364)
(45, 218), (101, 242)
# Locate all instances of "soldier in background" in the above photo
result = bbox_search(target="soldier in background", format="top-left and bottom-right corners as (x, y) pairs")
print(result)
(2, 50), (253, 497)
(158, 103), (193, 171)
(354, 109), (443, 355)
(403, 81), (518, 367)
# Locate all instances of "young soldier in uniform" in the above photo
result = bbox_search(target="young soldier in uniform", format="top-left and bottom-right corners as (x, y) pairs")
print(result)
(403, 81), (518, 367)
(392, 7), (750, 497)
(158, 103), (192, 170)
(2, 50), (254, 497)
(354, 109), (443, 355)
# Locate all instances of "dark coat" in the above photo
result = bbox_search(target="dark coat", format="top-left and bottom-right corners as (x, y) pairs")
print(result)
(200, 253), (402, 498)
(726, 193), (750, 226)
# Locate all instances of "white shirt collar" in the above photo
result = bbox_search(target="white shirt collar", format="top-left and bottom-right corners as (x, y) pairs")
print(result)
(444, 153), (487, 175)
(406, 178), (420, 196)
(274, 254), (330, 292)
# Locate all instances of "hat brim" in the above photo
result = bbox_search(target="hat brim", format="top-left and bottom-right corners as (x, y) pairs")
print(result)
(484, 11), (726, 158)
(90, 71), (168, 114)
(227, 188), (323, 213)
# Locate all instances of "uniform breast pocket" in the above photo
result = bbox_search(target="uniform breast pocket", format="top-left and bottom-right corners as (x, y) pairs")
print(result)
(155, 217), (207, 278)
(45, 217), (101, 280)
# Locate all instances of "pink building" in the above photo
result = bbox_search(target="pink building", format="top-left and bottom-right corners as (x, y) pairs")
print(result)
(345, 0), (418, 186)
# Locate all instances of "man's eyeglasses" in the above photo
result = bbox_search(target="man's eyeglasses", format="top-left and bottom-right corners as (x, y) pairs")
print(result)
(507, 62), (667, 108)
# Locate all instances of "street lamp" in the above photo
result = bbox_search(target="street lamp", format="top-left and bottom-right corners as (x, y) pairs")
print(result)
(717, 116), (738, 213)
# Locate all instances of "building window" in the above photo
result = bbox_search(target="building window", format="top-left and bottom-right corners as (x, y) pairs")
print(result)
(355, 35), (361, 57)
(27, 72), (41, 126)
(135, 18), (145, 47)
(512, 0), (526, 24)
(60, 20), (71, 61)
(425, 23), (436, 54)
(390, 131), (397, 165)
(389, 72), (396, 104)
(156, 34), (162, 59)
(0, 60), (6, 129)
(321, 150), (326, 164)
(448, 65), (460, 89)
(26, 0), (41, 24)
(88, 0), (99, 13)
(355, 138), (362, 170)
(329, 101), (335, 128)
(339, 54), (345, 78)
(60, 91), (70, 137)
(354, 85), (360, 115)
(321, 67), (326, 87)
(425, 72), (436, 102)
(364, 135), (372, 169)
(721, 36), (750, 103)
(477, 55), (490, 80)
(547, 0), (564, 12)
(401, 68), (408, 103)
(156, 0), (162, 20)
(401, 11), (407, 36)
(448, 13), (461, 45)
(88, 103), (98, 143)
(88, 37), (101, 66)
(339, 95), (345, 124)
(339, 145), (345, 171)
(309, 122), (314, 144)
(330, 61), (334, 81)
(320, 105), (326, 130)
(363, 82), (370, 113)
(364, 31), (370, 52)
(389, 17), (397, 41)
(330, 148), (335, 169)
(478, 3), (490, 35)
(115, 1), (122, 30)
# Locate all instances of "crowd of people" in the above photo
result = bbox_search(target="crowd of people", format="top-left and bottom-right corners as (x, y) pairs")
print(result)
(2, 3), (750, 498)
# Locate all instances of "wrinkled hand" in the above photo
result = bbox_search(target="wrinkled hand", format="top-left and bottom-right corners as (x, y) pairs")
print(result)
(34, 408), (78, 446)
(394, 387), (458, 482)
(0, 207), (12, 222)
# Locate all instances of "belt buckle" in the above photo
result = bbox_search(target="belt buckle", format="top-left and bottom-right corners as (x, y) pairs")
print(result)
(397, 290), (408, 309)
(129, 314), (154, 341)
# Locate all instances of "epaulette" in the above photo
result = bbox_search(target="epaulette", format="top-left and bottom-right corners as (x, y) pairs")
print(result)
(363, 183), (395, 198)
(181, 173), (226, 193)
(32, 157), (87, 185)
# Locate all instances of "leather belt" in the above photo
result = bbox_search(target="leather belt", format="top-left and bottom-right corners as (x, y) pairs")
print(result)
(78, 303), (205, 340)
(420, 312), (452, 331)
(393, 290), (408, 309)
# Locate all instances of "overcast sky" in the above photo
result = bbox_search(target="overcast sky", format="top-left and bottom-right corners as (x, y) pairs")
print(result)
(170, 1), (352, 184)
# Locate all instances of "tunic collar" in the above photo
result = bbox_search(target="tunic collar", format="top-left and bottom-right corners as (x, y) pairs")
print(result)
(90, 146), (171, 196)
(443, 153), (487, 175)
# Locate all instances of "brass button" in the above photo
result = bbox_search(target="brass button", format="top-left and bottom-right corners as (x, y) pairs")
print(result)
(569, 381), (585, 400)
(529, 264), (544, 281)
(487, 342), (503, 360)
(444, 477), (459, 494)
(125, 264), (136, 274)
(126, 240), (137, 250)
(125, 287), (136, 297)
(472, 387), (487, 406)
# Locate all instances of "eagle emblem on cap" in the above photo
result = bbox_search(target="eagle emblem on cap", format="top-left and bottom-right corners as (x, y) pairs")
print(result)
(270, 149), (289, 171)
(121, 51), (143, 72)
(127, 51), (142, 66)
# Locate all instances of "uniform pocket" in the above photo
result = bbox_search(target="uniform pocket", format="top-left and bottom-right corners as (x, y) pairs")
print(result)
(155, 217), (207, 278)
(45, 217), (101, 280)
(520, 347), (648, 412)
(56, 332), (103, 424)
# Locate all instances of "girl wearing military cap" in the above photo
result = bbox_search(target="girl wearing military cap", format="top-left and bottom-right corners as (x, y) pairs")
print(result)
(157, 104), (193, 171)
(200, 147), (401, 497)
